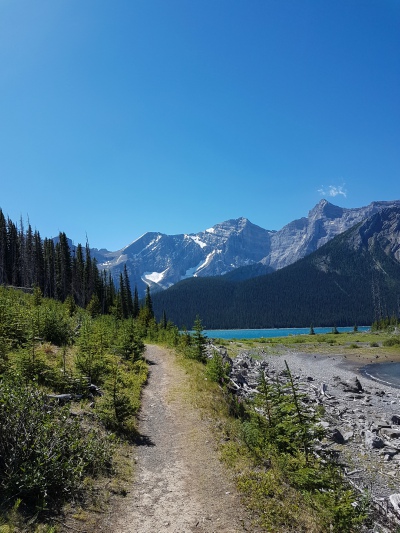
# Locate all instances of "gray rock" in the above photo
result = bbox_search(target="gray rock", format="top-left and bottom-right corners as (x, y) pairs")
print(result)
(365, 430), (385, 449)
(389, 494), (400, 514)
(342, 376), (363, 393)
(381, 427), (400, 440)
(331, 428), (346, 444)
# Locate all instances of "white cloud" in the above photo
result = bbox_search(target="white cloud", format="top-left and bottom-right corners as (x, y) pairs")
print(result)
(318, 184), (347, 198)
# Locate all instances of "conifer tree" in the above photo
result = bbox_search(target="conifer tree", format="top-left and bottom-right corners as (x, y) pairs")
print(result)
(144, 285), (154, 318)
(84, 241), (93, 305)
(161, 310), (168, 329)
(43, 238), (56, 298)
(191, 315), (207, 362)
(72, 243), (85, 307)
(123, 265), (134, 317)
(7, 218), (20, 286)
(33, 230), (44, 290)
(55, 232), (72, 301)
(104, 271), (116, 314)
(119, 272), (127, 318)
(0, 209), (7, 284)
(132, 285), (139, 318)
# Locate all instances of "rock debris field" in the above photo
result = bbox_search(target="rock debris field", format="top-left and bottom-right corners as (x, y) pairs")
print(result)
(220, 344), (400, 531)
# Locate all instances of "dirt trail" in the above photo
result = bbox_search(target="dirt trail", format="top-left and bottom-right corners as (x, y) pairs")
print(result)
(102, 345), (249, 533)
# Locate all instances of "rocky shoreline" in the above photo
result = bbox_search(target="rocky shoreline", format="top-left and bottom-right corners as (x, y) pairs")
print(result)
(209, 343), (400, 531)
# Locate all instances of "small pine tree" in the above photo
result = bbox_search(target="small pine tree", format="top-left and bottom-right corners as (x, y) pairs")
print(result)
(32, 285), (42, 307)
(87, 294), (101, 318)
(191, 315), (207, 362)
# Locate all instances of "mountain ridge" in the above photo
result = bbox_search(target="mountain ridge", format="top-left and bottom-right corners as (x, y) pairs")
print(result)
(151, 206), (400, 329)
(94, 199), (400, 297)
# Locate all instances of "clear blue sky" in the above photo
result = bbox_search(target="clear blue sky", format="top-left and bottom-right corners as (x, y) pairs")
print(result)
(1, 0), (399, 251)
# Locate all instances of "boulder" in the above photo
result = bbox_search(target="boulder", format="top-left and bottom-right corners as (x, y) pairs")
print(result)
(331, 428), (345, 444)
(380, 427), (400, 440)
(391, 415), (400, 425)
(390, 494), (400, 514)
(364, 430), (385, 449)
(341, 376), (363, 393)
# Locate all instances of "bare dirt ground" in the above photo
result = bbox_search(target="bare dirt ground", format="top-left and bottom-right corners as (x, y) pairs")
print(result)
(100, 345), (251, 533)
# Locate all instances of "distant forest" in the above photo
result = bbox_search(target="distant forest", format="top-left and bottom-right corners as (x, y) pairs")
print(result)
(0, 208), (140, 318)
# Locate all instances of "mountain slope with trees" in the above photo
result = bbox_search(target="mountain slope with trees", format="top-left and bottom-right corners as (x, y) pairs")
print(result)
(152, 207), (400, 329)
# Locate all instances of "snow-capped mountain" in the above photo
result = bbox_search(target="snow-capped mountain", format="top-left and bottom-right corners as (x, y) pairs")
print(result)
(94, 199), (400, 297)
(94, 217), (274, 296)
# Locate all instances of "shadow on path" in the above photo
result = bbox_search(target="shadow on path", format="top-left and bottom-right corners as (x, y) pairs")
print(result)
(133, 433), (155, 447)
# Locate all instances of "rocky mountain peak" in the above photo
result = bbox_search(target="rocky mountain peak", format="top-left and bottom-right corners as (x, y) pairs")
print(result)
(309, 199), (345, 220)
(95, 200), (400, 297)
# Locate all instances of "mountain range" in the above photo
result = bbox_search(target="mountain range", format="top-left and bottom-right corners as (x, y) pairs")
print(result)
(151, 205), (400, 329)
(94, 199), (400, 299)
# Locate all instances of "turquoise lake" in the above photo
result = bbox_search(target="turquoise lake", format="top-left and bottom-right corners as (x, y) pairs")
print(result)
(202, 326), (370, 340)
(200, 327), (400, 389)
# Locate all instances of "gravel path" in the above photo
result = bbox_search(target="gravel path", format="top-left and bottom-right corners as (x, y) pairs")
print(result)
(103, 344), (250, 533)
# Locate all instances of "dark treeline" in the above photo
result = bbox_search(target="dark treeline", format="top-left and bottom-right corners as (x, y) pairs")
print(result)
(152, 223), (400, 329)
(0, 208), (142, 319)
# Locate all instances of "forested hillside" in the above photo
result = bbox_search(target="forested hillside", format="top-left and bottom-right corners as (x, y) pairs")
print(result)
(152, 208), (400, 329)
(0, 208), (142, 319)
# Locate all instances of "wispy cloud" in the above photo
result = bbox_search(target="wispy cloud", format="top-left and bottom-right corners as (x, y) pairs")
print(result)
(318, 184), (347, 198)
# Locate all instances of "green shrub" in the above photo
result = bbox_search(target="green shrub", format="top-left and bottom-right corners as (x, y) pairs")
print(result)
(291, 337), (306, 344)
(383, 337), (400, 347)
(98, 361), (145, 433)
(205, 351), (230, 383)
(0, 377), (113, 510)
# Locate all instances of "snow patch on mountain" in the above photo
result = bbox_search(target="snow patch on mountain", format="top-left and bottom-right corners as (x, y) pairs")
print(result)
(183, 260), (206, 279)
(142, 269), (168, 284)
(188, 235), (207, 248)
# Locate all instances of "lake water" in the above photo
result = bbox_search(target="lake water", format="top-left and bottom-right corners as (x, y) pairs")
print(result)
(199, 327), (400, 389)
(202, 326), (370, 340)
(361, 362), (400, 389)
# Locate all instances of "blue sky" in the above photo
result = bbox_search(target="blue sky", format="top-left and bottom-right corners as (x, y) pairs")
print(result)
(1, 0), (399, 251)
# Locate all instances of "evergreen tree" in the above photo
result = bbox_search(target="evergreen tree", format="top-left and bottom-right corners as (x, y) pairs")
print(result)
(87, 293), (101, 317)
(191, 315), (207, 362)
(118, 272), (127, 319)
(0, 209), (7, 284)
(33, 230), (45, 290)
(103, 271), (116, 315)
(132, 285), (139, 318)
(55, 232), (72, 301)
(123, 265), (134, 317)
(84, 241), (93, 305)
(72, 243), (85, 307)
(144, 286), (154, 319)
(161, 310), (168, 329)
(7, 218), (20, 286)
(43, 238), (56, 298)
